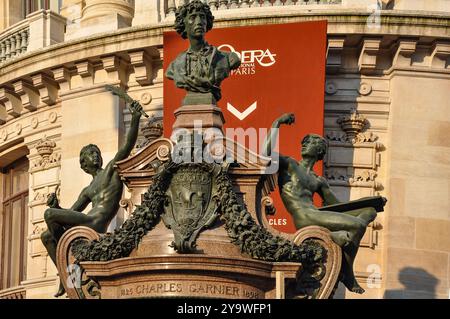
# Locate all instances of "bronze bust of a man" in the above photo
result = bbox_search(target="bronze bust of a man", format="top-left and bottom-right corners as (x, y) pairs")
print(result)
(166, 0), (241, 104)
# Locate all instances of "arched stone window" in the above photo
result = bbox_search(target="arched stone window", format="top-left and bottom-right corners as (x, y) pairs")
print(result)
(0, 158), (29, 290)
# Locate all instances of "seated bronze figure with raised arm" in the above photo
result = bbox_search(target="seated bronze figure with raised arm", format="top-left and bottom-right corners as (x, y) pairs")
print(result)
(263, 113), (386, 294)
(41, 101), (143, 297)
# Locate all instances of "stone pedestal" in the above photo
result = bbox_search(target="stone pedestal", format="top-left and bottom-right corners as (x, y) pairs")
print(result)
(56, 102), (342, 299)
(172, 104), (225, 132)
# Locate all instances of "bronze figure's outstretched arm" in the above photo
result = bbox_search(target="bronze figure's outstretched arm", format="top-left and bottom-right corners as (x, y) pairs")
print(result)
(112, 101), (143, 164)
(262, 113), (295, 157)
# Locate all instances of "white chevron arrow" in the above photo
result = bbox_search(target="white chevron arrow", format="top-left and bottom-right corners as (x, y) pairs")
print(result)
(227, 101), (257, 121)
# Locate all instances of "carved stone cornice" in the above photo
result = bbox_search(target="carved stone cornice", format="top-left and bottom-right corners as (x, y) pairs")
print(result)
(13, 79), (40, 111)
(31, 73), (59, 106)
(75, 61), (95, 87)
(326, 37), (345, 74)
(392, 38), (418, 68)
(431, 41), (450, 69)
(101, 55), (129, 85)
(358, 38), (381, 74)
(52, 66), (72, 92)
(129, 50), (153, 86)
(0, 86), (22, 122)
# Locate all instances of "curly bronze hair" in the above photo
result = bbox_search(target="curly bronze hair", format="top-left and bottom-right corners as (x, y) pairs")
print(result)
(174, 0), (214, 39)
(80, 144), (103, 169)
(301, 134), (328, 160)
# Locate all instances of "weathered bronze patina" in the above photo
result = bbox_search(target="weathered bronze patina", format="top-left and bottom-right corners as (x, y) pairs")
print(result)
(72, 160), (323, 267)
(41, 98), (143, 297)
(55, 2), (371, 300)
(165, 0), (241, 104)
(263, 113), (386, 294)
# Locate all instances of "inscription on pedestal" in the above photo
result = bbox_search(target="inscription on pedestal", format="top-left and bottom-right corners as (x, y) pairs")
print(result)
(117, 280), (263, 299)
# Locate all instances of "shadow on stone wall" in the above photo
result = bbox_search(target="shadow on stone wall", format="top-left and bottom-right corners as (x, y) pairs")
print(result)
(384, 267), (439, 299)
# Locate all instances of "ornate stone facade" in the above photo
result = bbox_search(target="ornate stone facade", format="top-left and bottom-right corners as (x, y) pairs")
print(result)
(0, 0), (449, 299)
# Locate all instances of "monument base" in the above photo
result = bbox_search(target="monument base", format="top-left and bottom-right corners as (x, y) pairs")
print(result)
(182, 92), (217, 106)
(55, 101), (342, 300)
(80, 255), (301, 299)
(172, 104), (225, 132)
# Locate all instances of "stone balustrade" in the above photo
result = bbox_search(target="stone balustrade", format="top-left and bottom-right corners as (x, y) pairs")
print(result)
(0, 22), (30, 64)
(165, 0), (342, 14)
(0, 10), (66, 66)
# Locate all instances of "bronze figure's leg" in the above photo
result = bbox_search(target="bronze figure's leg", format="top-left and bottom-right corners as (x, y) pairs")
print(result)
(297, 208), (376, 293)
(43, 208), (97, 297)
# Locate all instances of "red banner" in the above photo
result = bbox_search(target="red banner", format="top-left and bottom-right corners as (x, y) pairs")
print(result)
(163, 21), (327, 233)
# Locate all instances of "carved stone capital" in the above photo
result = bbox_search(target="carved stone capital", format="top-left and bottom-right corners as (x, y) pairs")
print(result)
(31, 136), (60, 171)
(136, 115), (163, 149)
(336, 108), (368, 143)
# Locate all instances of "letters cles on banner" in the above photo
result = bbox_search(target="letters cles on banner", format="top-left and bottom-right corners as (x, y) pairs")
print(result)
(164, 21), (328, 233)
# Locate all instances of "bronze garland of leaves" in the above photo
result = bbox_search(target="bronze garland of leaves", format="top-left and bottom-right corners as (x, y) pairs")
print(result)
(215, 169), (324, 266)
(72, 161), (323, 269)
(71, 162), (175, 261)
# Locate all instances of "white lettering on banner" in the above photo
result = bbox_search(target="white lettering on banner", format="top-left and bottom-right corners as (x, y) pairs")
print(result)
(227, 102), (257, 121)
(218, 44), (277, 76)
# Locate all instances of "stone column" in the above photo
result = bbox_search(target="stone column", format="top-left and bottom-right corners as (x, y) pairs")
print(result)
(79, 0), (134, 36)
(133, 0), (160, 25)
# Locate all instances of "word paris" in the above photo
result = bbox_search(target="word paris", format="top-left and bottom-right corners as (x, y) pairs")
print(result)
(170, 121), (279, 173)
(218, 44), (277, 75)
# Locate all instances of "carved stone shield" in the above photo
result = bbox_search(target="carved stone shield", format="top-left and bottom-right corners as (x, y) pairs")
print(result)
(162, 163), (220, 253)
